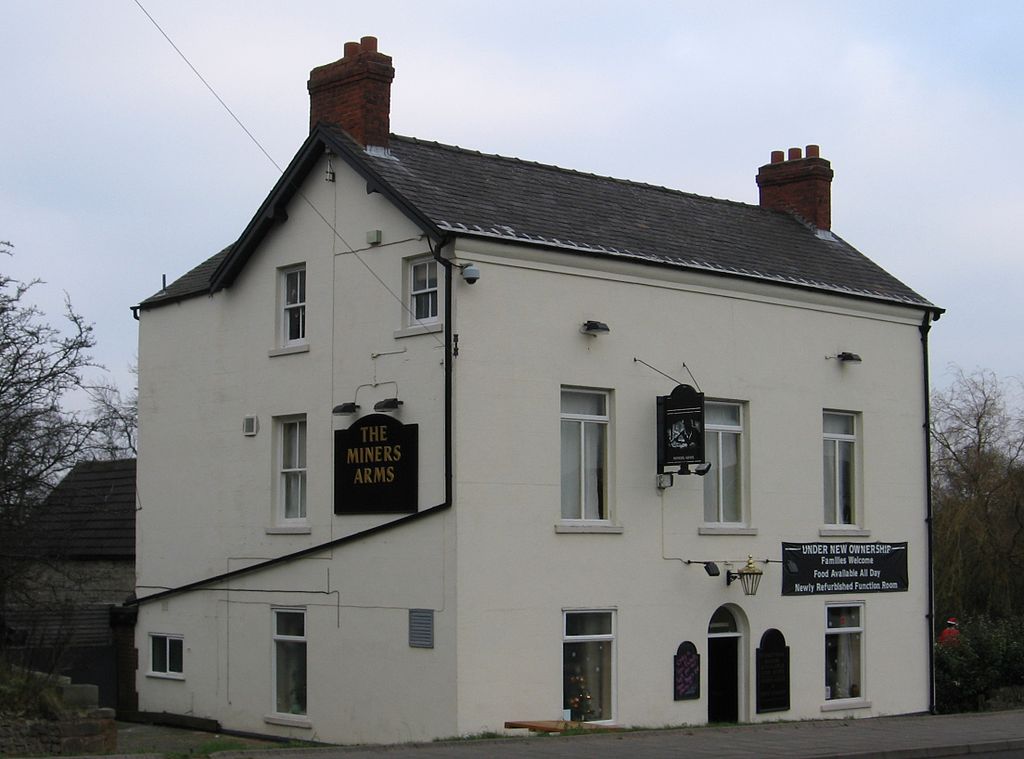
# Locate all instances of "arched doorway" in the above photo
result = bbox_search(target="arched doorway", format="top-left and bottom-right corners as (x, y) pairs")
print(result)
(707, 605), (744, 723)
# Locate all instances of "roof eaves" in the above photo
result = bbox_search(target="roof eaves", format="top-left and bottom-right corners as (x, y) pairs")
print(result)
(319, 126), (446, 244)
(209, 131), (325, 293)
(443, 223), (938, 311)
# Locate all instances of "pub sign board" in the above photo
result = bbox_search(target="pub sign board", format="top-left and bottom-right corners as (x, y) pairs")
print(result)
(656, 384), (705, 473)
(334, 414), (418, 514)
(781, 542), (909, 596)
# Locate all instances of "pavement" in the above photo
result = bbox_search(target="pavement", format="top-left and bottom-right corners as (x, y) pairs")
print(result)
(70, 709), (1024, 759)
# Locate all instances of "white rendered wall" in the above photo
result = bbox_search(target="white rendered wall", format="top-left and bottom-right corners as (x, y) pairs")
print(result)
(136, 152), (455, 744)
(447, 240), (931, 732)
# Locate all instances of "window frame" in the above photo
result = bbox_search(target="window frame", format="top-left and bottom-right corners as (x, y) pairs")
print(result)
(823, 411), (858, 526)
(148, 633), (184, 679)
(280, 265), (307, 347)
(272, 608), (307, 718)
(277, 415), (307, 524)
(824, 602), (865, 703)
(560, 388), (611, 522)
(703, 401), (745, 525)
(408, 257), (439, 325)
(562, 609), (615, 723)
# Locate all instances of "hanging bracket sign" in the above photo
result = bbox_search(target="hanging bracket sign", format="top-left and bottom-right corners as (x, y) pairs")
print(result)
(657, 384), (705, 473)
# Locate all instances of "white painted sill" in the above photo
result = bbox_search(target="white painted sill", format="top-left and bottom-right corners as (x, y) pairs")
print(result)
(820, 698), (872, 712)
(393, 322), (443, 339)
(265, 525), (312, 535)
(819, 527), (871, 538)
(698, 525), (758, 536)
(145, 672), (185, 681)
(264, 714), (313, 729)
(268, 343), (310, 358)
(555, 522), (624, 534)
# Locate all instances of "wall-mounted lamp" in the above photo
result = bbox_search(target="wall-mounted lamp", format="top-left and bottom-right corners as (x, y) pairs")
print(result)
(726, 555), (764, 596)
(703, 562), (721, 577)
(580, 320), (610, 336)
(458, 263), (480, 284)
(332, 402), (360, 415)
(837, 351), (862, 363)
(373, 397), (404, 412)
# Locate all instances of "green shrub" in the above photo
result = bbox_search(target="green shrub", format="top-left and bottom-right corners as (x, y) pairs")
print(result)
(934, 615), (1024, 713)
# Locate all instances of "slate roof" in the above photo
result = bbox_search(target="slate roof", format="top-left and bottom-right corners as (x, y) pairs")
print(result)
(141, 128), (936, 311)
(30, 459), (137, 559)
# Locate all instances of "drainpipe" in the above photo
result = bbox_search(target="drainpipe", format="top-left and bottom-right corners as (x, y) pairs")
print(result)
(430, 234), (455, 503)
(920, 311), (936, 713)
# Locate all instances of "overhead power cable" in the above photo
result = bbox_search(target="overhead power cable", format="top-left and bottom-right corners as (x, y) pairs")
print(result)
(133, 0), (443, 345)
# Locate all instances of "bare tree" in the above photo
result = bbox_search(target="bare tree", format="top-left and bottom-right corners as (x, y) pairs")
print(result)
(931, 367), (1024, 620)
(88, 364), (138, 459)
(0, 242), (99, 658)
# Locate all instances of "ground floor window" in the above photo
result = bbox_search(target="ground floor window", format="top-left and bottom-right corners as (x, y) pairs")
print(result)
(563, 610), (614, 721)
(825, 604), (863, 700)
(273, 609), (307, 715)
(149, 633), (183, 677)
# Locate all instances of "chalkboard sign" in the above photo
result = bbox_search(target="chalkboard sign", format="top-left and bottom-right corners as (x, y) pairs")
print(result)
(756, 629), (790, 713)
(673, 641), (700, 701)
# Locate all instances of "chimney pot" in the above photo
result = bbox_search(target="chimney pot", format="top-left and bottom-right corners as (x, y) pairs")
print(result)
(308, 37), (395, 147)
(756, 144), (834, 231)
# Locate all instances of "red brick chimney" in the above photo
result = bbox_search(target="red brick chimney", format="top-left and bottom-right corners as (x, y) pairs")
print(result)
(756, 145), (834, 231)
(307, 36), (394, 148)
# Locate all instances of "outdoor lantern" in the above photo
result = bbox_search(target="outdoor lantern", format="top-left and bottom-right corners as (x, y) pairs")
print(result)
(726, 555), (764, 596)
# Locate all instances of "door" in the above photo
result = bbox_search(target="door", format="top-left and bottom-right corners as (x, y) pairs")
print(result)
(708, 636), (739, 722)
(707, 605), (742, 723)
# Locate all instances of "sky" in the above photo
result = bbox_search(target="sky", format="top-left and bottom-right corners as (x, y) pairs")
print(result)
(3, 0), (1022, 399)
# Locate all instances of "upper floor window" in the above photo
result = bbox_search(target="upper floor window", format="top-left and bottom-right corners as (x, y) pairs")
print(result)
(823, 411), (857, 525)
(279, 416), (307, 522)
(409, 258), (438, 323)
(560, 389), (609, 521)
(281, 266), (306, 346)
(704, 402), (743, 523)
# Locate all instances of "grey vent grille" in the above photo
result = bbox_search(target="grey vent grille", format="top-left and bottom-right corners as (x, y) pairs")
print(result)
(409, 609), (434, 648)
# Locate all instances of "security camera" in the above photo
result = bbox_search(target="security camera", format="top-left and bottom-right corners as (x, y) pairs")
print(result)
(460, 263), (480, 284)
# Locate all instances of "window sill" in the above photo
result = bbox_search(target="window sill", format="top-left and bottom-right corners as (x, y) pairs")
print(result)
(265, 525), (311, 535)
(264, 714), (313, 729)
(698, 525), (758, 536)
(393, 322), (442, 339)
(145, 672), (185, 681)
(820, 698), (871, 712)
(819, 527), (871, 538)
(268, 344), (309, 358)
(555, 522), (623, 534)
